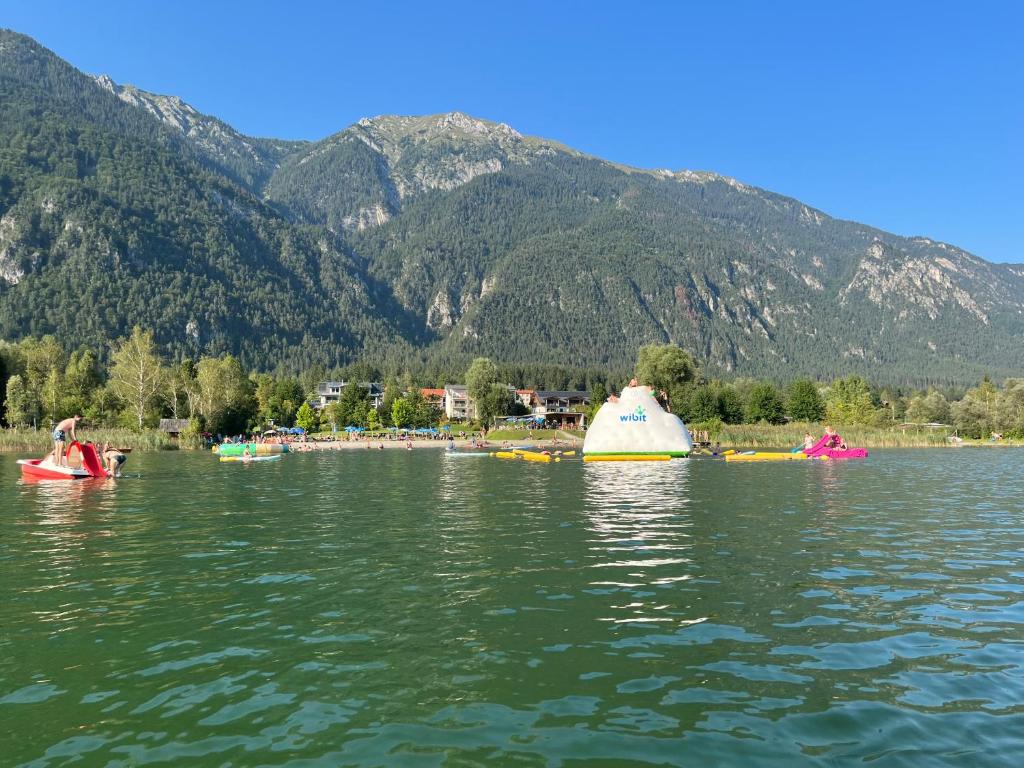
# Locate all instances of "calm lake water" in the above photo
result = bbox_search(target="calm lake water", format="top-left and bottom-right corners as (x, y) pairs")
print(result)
(2, 448), (1024, 766)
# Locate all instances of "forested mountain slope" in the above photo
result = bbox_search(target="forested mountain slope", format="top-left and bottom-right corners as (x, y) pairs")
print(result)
(292, 115), (1024, 381)
(0, 30), (411, 369)
(1, 30), (1022, 384)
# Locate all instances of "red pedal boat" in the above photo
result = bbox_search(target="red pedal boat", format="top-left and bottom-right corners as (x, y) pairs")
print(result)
(18, 441), (110, 480)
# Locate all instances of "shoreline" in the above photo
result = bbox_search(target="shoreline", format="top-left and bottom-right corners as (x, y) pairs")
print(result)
(1, 428), (1020, 454)
(280, 438), (580, 452)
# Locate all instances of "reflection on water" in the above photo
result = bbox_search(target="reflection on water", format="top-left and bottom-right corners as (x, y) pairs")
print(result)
(3, 449), (1024, 766)
(582, 463), (697, 626)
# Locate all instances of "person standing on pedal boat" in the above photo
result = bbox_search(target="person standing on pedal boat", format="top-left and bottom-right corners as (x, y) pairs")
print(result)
(51, 415), (81, 466)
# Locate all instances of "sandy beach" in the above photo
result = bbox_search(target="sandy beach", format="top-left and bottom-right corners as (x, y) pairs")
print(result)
(283, 438), (581, 452)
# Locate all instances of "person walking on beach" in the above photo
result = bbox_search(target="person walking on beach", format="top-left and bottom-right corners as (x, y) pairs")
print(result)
(51, 415), (81, 466)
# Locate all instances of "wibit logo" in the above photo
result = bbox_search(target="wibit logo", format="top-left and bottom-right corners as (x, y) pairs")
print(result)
(619, 405), (647, 423)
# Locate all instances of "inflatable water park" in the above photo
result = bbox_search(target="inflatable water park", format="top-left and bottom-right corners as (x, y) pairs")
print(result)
(15, 382), (865, 481)
(213, 442), (289, 457)
(213, 440), (290, 465)
(581, 382), (693, 462)
(725, 431), (868, 462)
(488, 448), (574, 463)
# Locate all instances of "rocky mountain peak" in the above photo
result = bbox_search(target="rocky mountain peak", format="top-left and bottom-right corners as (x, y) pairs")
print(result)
(352, 111), (525, 151)
(86, 74), (306, 190)
(91, 75), (202, 134)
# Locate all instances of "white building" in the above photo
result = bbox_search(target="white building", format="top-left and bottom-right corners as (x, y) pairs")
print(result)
(443, 384), (476, 421)
(316, 381), (385, 410)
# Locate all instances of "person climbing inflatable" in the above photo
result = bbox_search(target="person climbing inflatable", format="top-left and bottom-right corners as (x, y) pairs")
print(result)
(803, 426), (867, 459)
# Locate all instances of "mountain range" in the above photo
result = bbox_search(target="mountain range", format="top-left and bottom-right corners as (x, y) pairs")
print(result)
(1, 28), (1021, 384)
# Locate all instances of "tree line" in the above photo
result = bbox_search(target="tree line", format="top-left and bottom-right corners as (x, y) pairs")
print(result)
(1, 333), (1021, 440)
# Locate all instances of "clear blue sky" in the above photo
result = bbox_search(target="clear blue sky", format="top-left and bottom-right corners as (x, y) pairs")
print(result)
(4, 1), (1021, 262)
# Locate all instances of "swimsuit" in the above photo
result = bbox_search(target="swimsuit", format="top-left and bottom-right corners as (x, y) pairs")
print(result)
(52, 428), (65, 441)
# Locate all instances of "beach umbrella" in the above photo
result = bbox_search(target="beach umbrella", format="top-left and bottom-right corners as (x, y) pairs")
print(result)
(290, 427), (306, 434)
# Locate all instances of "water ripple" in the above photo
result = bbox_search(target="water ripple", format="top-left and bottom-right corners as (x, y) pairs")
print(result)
(3, 448), (1024, 765)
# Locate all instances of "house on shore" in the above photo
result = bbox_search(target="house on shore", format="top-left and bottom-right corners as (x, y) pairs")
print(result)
(419, 388), (446, 412)
(158, 418), (191, 438)
(443, 384), (476, 421)
(530, 390), (590, 429)
(515, 389), (535, 409)
(316, 381), (385, 410)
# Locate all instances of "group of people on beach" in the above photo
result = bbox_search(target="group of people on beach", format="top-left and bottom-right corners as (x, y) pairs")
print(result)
(50, 415), (127, 476)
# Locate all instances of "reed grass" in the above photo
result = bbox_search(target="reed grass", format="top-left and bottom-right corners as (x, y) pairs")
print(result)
(485, 428), (584, 441)
(0, 427), (178, 453)
(715, 422), (1016, 449)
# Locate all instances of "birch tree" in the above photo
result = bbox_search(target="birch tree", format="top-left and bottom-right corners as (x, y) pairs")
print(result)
(109, 327), (164, 429)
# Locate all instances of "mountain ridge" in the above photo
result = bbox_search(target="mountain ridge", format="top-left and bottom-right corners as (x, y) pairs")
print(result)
(0, 28), (1020, 384)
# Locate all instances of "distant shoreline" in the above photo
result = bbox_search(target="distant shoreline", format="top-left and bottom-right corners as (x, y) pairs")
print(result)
(281, 437), (580, 452)
(2, 427), (1019, 455)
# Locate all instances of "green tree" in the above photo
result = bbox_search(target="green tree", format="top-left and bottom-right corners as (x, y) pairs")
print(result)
(196, 355), (251, 433)
(717, 386), (745, 424)
(745, 382), (786, 424)
(392, 396), (415, 428)
(997, 379), (1024, 436)
(177, 360), (202, 421)
(786, 378), (825, 422)
(366, 406), (381, 432)
(952, 379), (999, 438)
(825, 375), (877, 425)
(20, 336), (63, 420)
(405, 390), (437, 428)
(635, 344), (698, 411)
(466, 357), (500, 416)
(274, 378), (303, 425)
(3, 374), (31, 427)
(905, 389), (951, 424)
(295, 401), (319, 433)
(588, 381), (607, 423)
(253, 373), (277, 425)
(86, 383), (118, 427)
(108, 327), (165, 429)
(337, 382), (370, 427)
(478, 383), (514, 429)
(63, 349), (101, 418)
(379, 383), (400, 428)
(689, 385), (721, 422)
(41, 367), (62, 425)
(320, 402), (340, 432)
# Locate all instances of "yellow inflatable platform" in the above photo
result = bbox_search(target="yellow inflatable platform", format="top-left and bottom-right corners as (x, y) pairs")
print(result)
(583, 454), (672, 462)
(725, 452), (828, 463)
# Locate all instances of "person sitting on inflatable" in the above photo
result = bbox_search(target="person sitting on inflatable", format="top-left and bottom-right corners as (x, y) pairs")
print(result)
(823, 426), (848, 451)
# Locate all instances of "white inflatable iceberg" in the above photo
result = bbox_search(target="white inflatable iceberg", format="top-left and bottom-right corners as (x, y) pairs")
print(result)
(583, 385), (693, 457)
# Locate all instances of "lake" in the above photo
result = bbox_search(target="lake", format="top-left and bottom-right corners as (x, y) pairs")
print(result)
(2, 448), (1023, 766)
